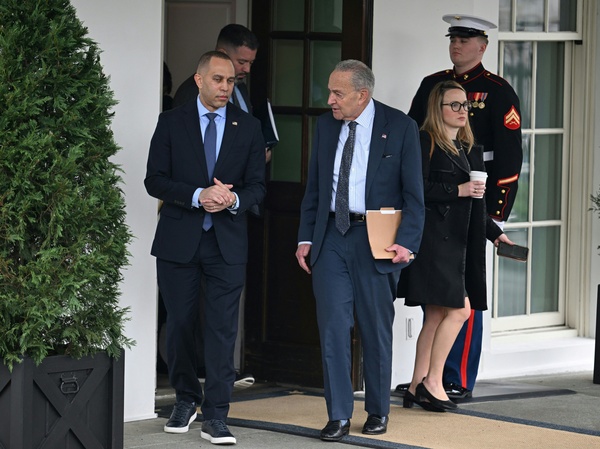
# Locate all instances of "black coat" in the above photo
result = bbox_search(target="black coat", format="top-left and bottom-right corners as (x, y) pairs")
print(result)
(398, 131), (502, 310)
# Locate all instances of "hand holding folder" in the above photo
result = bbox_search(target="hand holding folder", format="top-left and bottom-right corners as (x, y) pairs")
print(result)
(366, 208), (404, 259)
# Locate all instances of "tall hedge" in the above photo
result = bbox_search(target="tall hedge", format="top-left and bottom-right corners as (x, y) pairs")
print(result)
(0, 0), (133, 369)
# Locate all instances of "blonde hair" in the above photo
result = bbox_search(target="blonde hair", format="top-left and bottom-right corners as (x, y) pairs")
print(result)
(422, 80), (474, 156)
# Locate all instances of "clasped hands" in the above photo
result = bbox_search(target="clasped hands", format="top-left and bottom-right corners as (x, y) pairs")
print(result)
(200, 177), (235, 213)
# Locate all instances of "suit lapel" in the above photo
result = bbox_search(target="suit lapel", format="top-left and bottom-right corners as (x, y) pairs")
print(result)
(214, 104), (241, 176)
(324, 116), (342, 189)
(182, 101), (210, 183)
(365, 101), (387, 199)
(440, 148), (470, 175)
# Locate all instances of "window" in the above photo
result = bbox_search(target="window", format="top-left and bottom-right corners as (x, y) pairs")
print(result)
(493, 0), (581, 332)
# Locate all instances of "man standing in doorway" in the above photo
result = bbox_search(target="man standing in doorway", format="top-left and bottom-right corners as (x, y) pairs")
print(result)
(146, 51), (265, 444)
(397, 14), (523, 399)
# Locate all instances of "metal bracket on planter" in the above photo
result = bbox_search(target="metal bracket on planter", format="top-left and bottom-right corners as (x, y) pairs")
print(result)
(60, 373), (80, 394)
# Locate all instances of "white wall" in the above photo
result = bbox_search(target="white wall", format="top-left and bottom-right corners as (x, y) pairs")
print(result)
(373, 0), (499, 114)
(591, 4), (600, 342)
(72, 0), (163, 421)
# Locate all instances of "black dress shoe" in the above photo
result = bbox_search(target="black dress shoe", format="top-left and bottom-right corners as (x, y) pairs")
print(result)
(395, 382), (410, 393)
(320, 420), (350, 441)
(417, 383), (458, 411)
(362, 415), (388, 435)
(403, 390), (444, 412)
(444, 382), (472, 399)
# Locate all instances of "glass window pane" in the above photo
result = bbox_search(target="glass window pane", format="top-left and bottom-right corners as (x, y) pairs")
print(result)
(535, 42), (564, 128)
(531, 226), (560, 313)
(311, 0), (343, 32)
(310, 41), (341, 108)
(497, 228), (529, 316)
(502, 42), (532, 129)
(273, 0), (304, 31)
(548, 0), (577, 31)
(508, 133), (530, 223)
(499, 0), (513, 31)
(270, 115), (302, 182)
(533, 134), (562, 221)
(272, 40), (303, 107)
(516, 0), (544, 31)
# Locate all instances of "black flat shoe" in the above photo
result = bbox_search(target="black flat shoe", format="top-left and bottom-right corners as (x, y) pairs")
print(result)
(403, 390), (444, 412)
(417, 383), (458, 411)
(320, 420), (350, 441)
(362, 415), (387, 435)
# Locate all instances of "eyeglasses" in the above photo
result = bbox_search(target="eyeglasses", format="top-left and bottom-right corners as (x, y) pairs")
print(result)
(442, 101), (472, 112)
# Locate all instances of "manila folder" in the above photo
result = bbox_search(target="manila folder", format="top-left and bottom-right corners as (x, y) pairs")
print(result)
(366, 208), (402, 259)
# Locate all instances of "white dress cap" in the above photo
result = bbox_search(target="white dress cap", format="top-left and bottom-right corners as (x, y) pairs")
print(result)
(442, 14), (497, 37)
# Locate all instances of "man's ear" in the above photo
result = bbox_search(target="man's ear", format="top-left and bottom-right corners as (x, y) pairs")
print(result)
(194, 73), (202, 90)
(358, 88), (370, 105)
(479, 39), (488, 55)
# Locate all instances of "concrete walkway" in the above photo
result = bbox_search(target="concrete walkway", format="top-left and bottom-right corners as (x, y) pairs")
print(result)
(124, 371), (600, 448)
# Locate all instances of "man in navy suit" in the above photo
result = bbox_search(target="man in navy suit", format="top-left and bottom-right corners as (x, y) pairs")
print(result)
(295, 60), (424, 442)
(145, 51), (265, 445)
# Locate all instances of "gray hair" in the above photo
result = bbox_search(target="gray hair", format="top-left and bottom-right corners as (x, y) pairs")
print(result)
(333, 59), (375, 96)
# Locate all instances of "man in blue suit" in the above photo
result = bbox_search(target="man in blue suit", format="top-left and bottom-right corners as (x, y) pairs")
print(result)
(145, 51), (265, 445)
(295, 60), (424, 442)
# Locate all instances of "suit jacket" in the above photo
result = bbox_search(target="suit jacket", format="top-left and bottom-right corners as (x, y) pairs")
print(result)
(145, 100), (266, 265)
(297, 100), (425, 274)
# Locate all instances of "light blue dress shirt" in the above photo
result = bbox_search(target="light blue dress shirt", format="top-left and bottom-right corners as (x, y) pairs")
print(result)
(192, 98), (238, 210)
(329, 98), (375, 214)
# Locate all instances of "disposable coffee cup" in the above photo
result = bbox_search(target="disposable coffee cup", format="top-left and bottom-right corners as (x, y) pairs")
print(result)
(469, 171), (488, 198)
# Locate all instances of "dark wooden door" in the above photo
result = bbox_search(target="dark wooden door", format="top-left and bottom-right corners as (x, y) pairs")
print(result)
(244, 0), (373, 387)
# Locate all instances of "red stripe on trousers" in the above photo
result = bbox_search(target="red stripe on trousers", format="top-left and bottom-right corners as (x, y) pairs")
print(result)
(460, 310), (476, 389)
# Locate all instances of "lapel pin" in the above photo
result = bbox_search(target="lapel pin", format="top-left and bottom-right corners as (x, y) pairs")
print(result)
(232, 121), (238, 126)
(382, 134), (387, 139)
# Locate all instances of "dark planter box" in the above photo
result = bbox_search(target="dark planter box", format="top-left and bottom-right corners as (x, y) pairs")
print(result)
(0, 351), (124, 449)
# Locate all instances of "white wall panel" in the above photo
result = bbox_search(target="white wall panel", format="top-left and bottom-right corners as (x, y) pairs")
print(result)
(72, 0), (163, 421)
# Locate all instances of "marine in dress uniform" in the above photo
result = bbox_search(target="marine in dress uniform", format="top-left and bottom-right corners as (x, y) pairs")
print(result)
(402, 14), (523, 398)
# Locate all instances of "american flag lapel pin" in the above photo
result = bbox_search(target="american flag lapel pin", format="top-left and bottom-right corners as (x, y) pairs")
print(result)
(381, 133), (387, 139)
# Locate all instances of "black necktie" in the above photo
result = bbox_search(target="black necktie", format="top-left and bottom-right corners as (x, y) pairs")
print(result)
(335, 121), (357, 235)
(203, 113), (217, 231)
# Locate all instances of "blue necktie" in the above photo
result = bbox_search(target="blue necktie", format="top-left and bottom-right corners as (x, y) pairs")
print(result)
(335, 121), (357, 235)
(203, 113), (217, 231)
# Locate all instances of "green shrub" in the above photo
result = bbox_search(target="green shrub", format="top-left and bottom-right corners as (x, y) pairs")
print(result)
(0, 0), (134, 370)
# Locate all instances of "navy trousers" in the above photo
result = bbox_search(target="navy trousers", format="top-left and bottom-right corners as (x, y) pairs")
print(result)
(157, 228), (245, 421)
(312, 219), (399, 421)
(443, 309), (483, 391)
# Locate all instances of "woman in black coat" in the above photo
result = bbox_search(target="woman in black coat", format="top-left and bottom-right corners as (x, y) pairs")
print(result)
(399, 81), (512, 412)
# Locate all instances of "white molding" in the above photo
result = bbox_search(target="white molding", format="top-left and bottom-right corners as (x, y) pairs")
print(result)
(480, 335), (594, 379)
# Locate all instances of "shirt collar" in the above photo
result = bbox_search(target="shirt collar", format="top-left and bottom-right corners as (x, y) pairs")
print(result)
(347, 98), (375, 129)
(196, 97), (227, 120)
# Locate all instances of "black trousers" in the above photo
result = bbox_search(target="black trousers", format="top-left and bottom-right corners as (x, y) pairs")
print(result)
(157, 228), (245, 421)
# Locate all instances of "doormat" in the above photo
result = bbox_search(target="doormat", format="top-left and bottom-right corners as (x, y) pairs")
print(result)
(156, 388), (600, 449)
